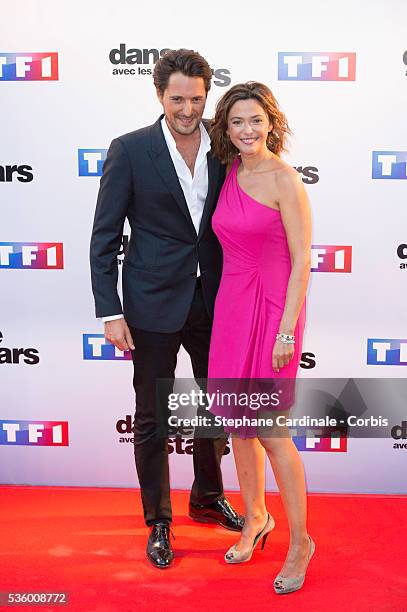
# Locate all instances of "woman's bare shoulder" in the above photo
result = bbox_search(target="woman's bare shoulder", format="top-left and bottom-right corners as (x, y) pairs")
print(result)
(263, 157), (300, 194)
(269, 156), (298, 178)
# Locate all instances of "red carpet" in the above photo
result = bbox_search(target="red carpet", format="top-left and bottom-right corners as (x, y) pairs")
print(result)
(0, 486), (406, 611)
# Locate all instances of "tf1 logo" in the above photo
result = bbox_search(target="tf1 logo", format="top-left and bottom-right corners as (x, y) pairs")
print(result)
(0, 243), (64, 269)
(311, 245), (352, 272)
(0, 420), (69, 446)
(83, 334), (132, 360)
(278, 52), (356, 81)
(0, 53), (59, 81)
(78, 149), (107, 176)
(372, 151), (407, 180)
(292, 427), (347, 452)
(367, 339), (407, 366)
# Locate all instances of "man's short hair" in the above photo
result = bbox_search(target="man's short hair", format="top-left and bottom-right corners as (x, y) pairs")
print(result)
(153, 49), (212, 95)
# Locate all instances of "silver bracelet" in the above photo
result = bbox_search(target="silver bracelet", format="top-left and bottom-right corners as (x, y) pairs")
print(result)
(276, 333), (295, 345)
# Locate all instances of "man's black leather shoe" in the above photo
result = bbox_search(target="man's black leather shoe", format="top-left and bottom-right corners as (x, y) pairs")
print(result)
(146, 522), (174, 569)
(189, 497), (244, 532)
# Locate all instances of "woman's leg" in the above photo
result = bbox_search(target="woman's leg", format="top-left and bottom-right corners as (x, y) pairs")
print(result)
(231, 436), (269, 551)
(259, 431), (311, 577)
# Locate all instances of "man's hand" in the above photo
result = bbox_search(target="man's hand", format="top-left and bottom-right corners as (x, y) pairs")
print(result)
(104, 318), (135, 351)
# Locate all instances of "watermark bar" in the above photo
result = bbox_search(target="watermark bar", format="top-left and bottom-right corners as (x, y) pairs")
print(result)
(154, 378), (407, 439)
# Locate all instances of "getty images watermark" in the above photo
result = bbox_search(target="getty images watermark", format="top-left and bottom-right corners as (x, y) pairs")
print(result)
(167, 387), (389, 431)
(156, 378), (406, 438)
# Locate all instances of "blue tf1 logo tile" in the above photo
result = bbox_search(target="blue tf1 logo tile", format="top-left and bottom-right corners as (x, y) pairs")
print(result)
(78, 149), (107, 176)
(278, 52), (356, 81)
(372, 151), (407, 179)
(83, 334), (132, 360)
(367, 338), (407, 365)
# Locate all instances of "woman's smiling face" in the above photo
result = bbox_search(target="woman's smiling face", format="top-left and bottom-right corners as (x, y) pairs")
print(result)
(227, 98), (272, 156)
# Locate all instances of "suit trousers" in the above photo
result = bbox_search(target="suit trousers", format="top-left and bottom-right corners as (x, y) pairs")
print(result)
(128, 281), (227, 526)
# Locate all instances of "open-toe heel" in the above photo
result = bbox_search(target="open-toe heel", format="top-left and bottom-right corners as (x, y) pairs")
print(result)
(273, 535), (315, 594)
(225, 512), (275, 564)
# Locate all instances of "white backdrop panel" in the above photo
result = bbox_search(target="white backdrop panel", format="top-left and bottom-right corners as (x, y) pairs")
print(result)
(1, 0), (406, 493)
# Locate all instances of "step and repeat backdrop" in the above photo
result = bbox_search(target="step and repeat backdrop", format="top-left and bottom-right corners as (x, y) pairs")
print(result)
(1, 1), (406, 494)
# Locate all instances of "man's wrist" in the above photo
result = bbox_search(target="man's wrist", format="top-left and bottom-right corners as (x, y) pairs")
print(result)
(102, 314), (124, 323)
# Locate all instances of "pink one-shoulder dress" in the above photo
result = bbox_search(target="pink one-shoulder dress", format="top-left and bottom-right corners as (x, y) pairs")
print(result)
(207, 158), (306, 437)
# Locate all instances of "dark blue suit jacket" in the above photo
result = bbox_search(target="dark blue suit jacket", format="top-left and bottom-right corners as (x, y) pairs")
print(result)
(90, 115), (225, 332)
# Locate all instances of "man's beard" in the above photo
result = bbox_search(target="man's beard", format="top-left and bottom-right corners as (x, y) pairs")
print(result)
(170, 115), (200, 136)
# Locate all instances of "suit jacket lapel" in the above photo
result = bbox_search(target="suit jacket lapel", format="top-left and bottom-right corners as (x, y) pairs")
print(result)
(148, 116), (197, 235)
(197, 151), (219, 241)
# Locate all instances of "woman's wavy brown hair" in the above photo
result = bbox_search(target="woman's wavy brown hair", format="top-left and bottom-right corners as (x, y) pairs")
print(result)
(210, 82), (291, 165)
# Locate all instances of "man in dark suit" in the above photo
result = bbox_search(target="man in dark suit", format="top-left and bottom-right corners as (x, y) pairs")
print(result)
(90, 49), (243, 569)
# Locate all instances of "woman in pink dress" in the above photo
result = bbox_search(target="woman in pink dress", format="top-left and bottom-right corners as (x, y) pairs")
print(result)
(208, 82), (314, 594)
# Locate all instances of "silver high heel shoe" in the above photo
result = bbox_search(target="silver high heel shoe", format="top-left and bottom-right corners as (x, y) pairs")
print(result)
(273, 535), (315, 594)
(224, 512), (275, 564)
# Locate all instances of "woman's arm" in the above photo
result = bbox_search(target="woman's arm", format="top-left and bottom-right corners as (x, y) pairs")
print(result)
(273, 169), (312, 370)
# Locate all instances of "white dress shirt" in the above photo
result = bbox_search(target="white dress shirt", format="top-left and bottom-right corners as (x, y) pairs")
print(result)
(102, 117), (211, 322)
